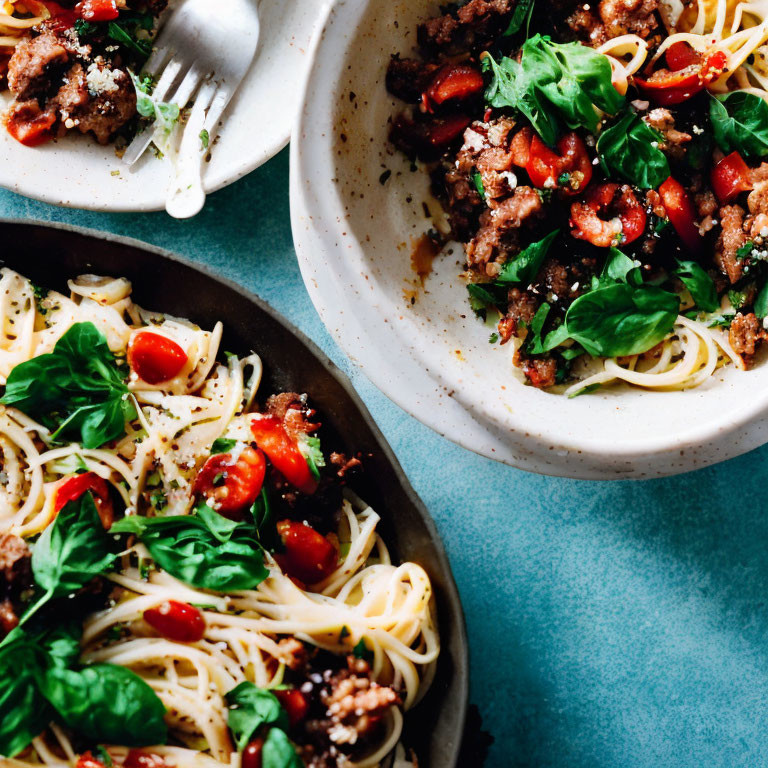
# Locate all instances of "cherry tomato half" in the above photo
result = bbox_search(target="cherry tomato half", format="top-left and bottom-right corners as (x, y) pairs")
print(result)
(124, 752), (167, 768)
(635, 50), (727, 106)
(250, 415), (318, 495)
(711, 151), (753, 204)
(193, 447), (266, 517)
(526, 132), (592, 195)
(75, 0), (119, 22)
(128, 332), (188, 385)
(143, 600), (205, 643)
(274, 688), (309, 728)
(55, 473), (114, 528)
(275, 520), (338, 585)
(242, 739), (264, 768)
(422, 64), (484, 112)
(23, 1), (78, 28)
(76, 752), (107, 768)
(665, 41), (700, 71)
(658, 176), (702, 252)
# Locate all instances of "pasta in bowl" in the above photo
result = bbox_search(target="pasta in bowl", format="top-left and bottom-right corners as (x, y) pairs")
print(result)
(0, 228), (464, 768)
(291, 0), (768, 476)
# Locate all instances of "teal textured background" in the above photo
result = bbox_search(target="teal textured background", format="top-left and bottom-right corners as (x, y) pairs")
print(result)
(3, 150), (768, 767)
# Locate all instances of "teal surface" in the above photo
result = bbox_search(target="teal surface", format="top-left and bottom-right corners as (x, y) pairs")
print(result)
(3, 150), (768, 768)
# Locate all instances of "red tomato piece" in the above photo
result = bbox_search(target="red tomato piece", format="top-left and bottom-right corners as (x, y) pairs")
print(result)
(249, 415), (317, 495)
(124, 752), (167, 768)
(143, 600), (205, 643)
(424, 113), (471, 148)
(55, 473), (114, 529)
(526, 132), (592, 195)
(128, 332), (188, 385)
(711, 151), (753, 204)
(76, 752), (107, 768)
(5, 107), (56, 147)
(636, 50), (727, 105)
(23, 1), (78, 28)
(422, 64), (484, 112)
(75, 0), (119, 21)
(570, 183), (646, 247)
(658, 176), (702, 252)
(242, 739), (264, 768)
(275, 520), (338, 585)
(193, 447), (266, 517)
(274, 688), (309, 728)
(665, 41), (700, 71)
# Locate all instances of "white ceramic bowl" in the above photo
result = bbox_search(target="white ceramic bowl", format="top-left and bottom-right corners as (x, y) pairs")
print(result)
(290, 0), (768, 480)
(0, 0), (327, 211)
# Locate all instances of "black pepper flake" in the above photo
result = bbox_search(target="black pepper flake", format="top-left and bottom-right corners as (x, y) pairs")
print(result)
(379, 169), (392, 185)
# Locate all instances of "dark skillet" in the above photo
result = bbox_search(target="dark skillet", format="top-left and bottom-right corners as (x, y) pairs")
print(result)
(0, 219), (468, 768)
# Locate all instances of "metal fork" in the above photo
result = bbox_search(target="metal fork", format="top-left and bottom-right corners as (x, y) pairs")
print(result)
(123, 0), (261, 218)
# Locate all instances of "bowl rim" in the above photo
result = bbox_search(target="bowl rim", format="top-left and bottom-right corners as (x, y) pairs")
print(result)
(0, 215), (470, 767)
(289, 0), (768, 479)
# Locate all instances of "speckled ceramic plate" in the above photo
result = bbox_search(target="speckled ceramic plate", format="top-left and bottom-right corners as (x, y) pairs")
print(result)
(290, 0), (768, 480)
(0, 0), (326, 211)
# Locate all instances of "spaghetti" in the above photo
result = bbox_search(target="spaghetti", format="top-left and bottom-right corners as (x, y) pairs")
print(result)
(0, 268), (437, 768)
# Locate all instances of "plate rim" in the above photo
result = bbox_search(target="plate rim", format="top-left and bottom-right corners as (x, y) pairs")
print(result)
(0, 215), (470, 767)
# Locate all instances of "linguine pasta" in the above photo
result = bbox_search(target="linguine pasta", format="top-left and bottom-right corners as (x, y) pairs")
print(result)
(0, 268), (438, 768)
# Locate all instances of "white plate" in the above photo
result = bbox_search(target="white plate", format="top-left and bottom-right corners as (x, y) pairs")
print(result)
(0, 0), (327, 211)
(290, 0), (768, 480)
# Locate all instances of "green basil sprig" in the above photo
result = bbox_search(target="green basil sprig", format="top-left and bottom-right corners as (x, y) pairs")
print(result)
(261, 729), (304, 768)
(0, 322), (136, 449)
(597, 111), (670, 189)
(484, 35), (623, 145)
(710, 91), (768, 159)
(496, 230), (559, 285)
(6, 494), (118, 633)
(111, 504), (269, 592)
(673, 260), (719, 312)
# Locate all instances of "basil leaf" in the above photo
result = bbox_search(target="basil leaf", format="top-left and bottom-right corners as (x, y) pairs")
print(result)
(20, 494), (116, 628)
(111, 513), (268, 592)
(37, 623), (82, 670)
(484, 35), (623, 145)
(710, 92), (768, 159)
(597, 111), (670, 189)
(41, 664), (167, 746)
(262, 727), (303, 768)
(495, 230), (559, 285)
(673, 260), (719, 312)
(0, 637), (50, 757)
(195, 502), (240, 544)
(503, 0), (535, 36)
(597, 248), (639, 287)
(755, 281), (768, 319)
(225, 682), (288, 751)
(525, 303), (551, 354)
(211, 438), (238, 455)
(353, 638), (374, 662)
(565, 283), (679, 357)
(107, 20), (152, 57)
(1, 322), (135, 449)
(301, 436), (325, 482)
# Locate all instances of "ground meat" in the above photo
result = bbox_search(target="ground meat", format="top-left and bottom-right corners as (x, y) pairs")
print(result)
(694, 190), (718, 235)
(643, 107), (691, 159)
(385, 55), (439, 103)
(497, 287), (539, 342)
(456, 117), (518, 203)
(55, 61), (136, 144)
(329, 452), (363, 478)
(278, 637), (309, 671)
(541, 258), (571, 298)
(417, 0), (514, 53)
(566, 0), (659, 46)
(442, 161), (485, 239)
(522, 356), (558, 388)
(7, 28), (70, 101)
(466, 186), (544, 272)
(715, 204), (748, 283)
(748, 163), (768, 215)
(265, 392), (321, 439)
(729, 312), (767, 367)
(0, 533), (31, 638)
